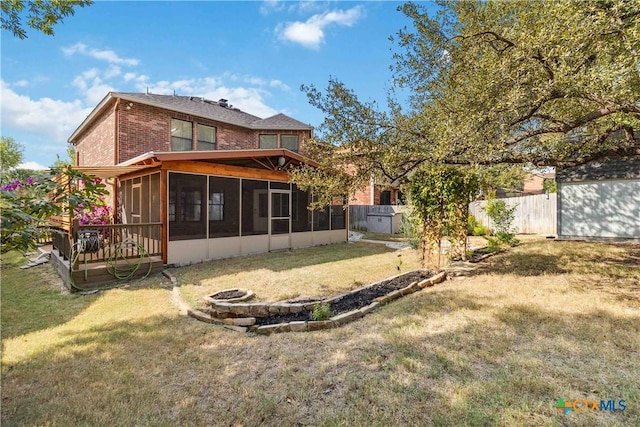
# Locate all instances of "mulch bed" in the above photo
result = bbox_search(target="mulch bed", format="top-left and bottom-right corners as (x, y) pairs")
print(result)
(254, 270), (434, 326)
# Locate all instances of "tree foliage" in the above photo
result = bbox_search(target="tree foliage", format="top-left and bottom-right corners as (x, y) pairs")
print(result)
(1, 0), (92, 39)
(302, 0), (639, 183)
(0, 136), (24, 171)
(392, 0), (639, 167)
(0, 167), (108, 254)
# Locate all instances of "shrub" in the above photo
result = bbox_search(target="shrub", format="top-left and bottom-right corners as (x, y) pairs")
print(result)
(467, 213), (488, 236)
(310, 303), (332, 321)
(483, 199), (519, 247)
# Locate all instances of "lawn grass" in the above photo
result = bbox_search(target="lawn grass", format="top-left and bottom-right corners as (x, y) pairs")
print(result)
(176, 242), (419, 307)
(2, 239), (639, 426)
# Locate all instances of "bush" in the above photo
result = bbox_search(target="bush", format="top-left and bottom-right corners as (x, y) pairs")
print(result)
(467, 214), (488, 236)
(483, 199), (519, 247)
(310, 303), (332, 321)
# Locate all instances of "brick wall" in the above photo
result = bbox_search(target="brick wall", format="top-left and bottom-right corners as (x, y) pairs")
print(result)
(76, 107), (116, 166)
(75, 98), (313, 165)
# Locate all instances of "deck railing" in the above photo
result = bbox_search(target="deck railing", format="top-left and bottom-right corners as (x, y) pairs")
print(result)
(51, 222), (163, 265)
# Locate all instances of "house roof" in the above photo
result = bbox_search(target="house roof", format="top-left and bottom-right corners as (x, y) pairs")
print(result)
(68, 92), (313, 143)
(557, 156), (640, 182)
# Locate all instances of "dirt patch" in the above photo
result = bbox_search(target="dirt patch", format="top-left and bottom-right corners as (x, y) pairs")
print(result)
(255, 270), (434, 326)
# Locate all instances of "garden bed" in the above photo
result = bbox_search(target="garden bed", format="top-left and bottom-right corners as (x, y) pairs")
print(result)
(197, 270), (448, 333)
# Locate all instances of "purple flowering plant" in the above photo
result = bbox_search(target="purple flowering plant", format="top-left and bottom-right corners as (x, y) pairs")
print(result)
(1, 167), (108, 254)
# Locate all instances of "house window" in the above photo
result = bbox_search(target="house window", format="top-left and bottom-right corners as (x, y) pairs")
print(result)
(259, 134), (278, 149)
(380, 190), (392, 205)
(197, 124), (216, 150)
(209, 192), (224, 221)
(171, 119), (193, 151)
(281, 135), (299, 152)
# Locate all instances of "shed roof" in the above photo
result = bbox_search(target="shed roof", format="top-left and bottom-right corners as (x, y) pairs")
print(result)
(557, 156), (640, 182)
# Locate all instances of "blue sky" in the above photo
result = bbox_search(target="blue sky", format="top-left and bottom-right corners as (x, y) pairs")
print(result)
(1, 1), (437, 169)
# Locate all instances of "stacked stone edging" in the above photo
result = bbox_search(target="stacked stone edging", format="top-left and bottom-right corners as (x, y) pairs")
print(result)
(248, 271), (447, 334)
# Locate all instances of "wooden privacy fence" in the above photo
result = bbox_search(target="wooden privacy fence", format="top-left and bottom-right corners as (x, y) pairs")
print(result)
(469, 193), (557, 235)
(351, 193), (556, 235)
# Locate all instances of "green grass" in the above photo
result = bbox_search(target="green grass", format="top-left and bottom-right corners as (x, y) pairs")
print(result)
(2, 239), (639, 426)
(0, 251), (99, 339)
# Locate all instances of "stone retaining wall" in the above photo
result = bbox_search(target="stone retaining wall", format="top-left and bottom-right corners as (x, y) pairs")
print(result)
(195, 271), (447, 333)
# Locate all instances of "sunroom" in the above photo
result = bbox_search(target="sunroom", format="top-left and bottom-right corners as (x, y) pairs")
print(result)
(118, 149), (347, 265)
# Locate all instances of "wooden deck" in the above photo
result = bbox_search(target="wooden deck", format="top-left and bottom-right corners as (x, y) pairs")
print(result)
(50, 248), (164, 292)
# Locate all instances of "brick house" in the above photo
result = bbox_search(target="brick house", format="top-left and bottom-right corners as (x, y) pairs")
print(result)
(51, 92), (347, 287)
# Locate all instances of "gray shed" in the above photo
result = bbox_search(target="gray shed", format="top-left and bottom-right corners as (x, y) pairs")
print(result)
(557, 156), (640, 241)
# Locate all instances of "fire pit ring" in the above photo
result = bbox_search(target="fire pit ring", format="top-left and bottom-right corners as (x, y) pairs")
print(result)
(206, 288), (254, 303)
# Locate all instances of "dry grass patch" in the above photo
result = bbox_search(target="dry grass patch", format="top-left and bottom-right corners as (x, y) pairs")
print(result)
(176, 242), (420, 307)
(2, 239), (639, 426)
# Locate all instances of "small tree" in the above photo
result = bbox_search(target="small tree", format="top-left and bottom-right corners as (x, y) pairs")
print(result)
(483, 197), (518, 248)
(406, 166), (479, 269)
(0, 136), (24, 173)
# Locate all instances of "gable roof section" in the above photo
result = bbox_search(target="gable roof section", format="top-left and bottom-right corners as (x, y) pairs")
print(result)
(251, 113), (312, 130)
(69, 92), (313, 143)
(557, 156), (640, 182)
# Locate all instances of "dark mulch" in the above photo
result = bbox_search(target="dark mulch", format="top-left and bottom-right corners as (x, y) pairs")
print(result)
(211, 290), (246, 300)
(254, 270), (434, 326)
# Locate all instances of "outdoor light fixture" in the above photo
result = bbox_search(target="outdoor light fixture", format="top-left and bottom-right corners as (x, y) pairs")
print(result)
(278, 156), (286, 167)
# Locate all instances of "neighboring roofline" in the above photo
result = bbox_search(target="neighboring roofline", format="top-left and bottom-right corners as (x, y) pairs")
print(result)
(69, 92), (313, 143)
(118, 149), (319, 168)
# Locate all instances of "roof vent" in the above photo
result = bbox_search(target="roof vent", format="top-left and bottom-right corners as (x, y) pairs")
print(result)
(218, 98), (228, 108)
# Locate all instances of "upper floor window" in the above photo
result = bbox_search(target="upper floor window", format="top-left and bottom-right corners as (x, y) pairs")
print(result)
(171, 119), (192, 151)
(197, 124), (216, 151)
(281, 135), (299, 152)
(259, 134), (278, 149)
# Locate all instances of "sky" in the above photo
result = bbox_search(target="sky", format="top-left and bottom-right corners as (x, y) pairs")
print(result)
(1, 0), (438, 170)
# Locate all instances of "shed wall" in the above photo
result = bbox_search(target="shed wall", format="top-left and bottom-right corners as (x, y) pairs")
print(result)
(558, 179), (640, 239)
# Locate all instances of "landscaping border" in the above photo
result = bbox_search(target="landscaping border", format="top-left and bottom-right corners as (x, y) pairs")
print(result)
(176, 270), (447, 334)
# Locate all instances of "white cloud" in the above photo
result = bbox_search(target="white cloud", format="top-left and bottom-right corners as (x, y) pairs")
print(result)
(269, 79), (290, 91)
(0, 80), (92, 143)
(18, 161), (48, 170)
(63, 43), (139, 66)
(277, 6), (364, 49)
(104, 65), (121, 79)
(260, 0), (285, 15)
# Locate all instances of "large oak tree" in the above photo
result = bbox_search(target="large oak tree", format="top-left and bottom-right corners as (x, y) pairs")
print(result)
(294, 0), (639, 203)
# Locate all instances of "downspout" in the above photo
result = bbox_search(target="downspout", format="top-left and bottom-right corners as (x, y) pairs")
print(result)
(369, 176), (375, 205)
(114, 97), (120, 165)
(113, 97), (120, 223)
